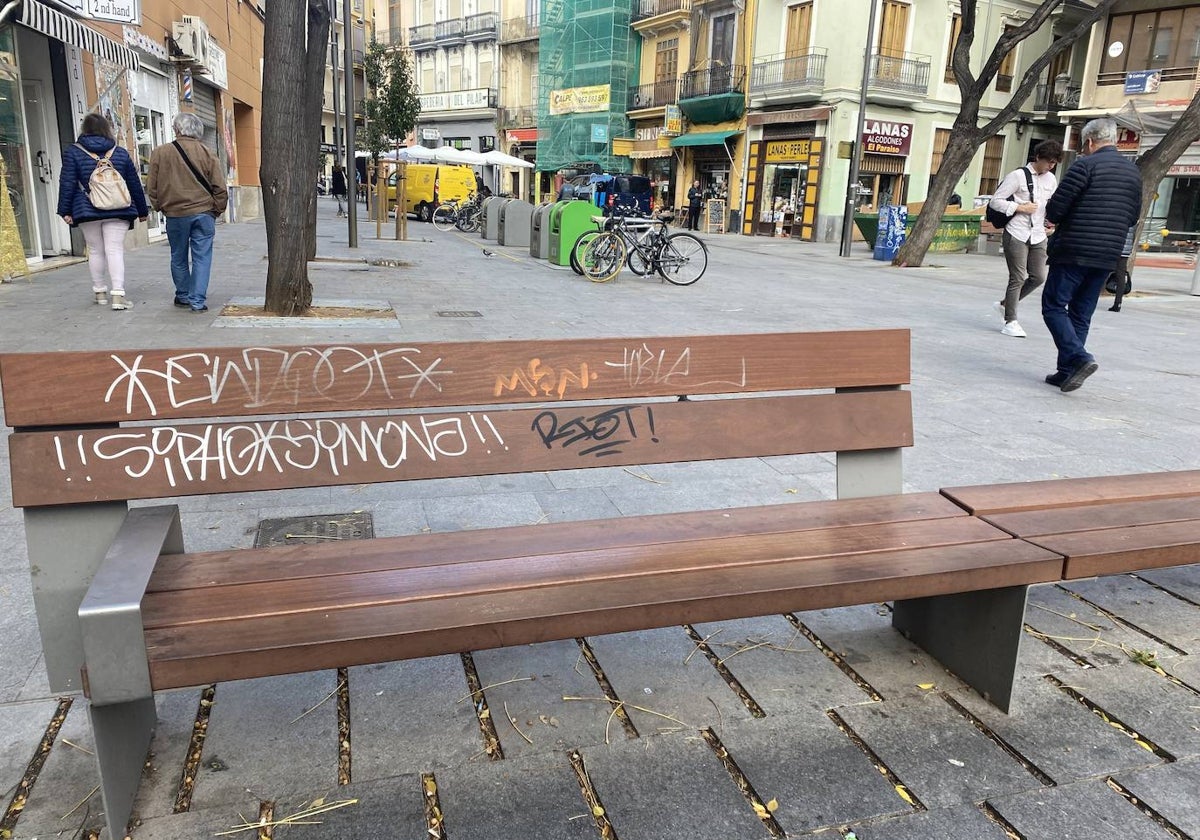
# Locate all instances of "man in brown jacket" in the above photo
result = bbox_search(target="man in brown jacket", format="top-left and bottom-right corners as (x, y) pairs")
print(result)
(147, 112), (228, 312)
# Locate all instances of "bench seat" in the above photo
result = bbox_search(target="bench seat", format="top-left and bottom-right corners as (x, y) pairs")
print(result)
(139, 493), (1063, 690)
(942, 471), (1200, 579)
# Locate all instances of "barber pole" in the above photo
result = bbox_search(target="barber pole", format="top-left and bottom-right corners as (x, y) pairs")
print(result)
(181, 69), (193, 102)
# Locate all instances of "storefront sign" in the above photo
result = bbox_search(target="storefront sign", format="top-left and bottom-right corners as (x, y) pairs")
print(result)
(591, 123), (609, 143)
(1117, 128), (1140, 152)
(421, 127), (441, 140)
(765, 140), (812, 163)
(548, 84), (610, 115)
(507, 128), (538, 143)
(1124, 70), (1162, 95)
(663, 104), (683, 136)
(861, 120), (912, 156)
(419, 88), (493, 112)
(205, 38), (227, 89)
(89, 0), (140, 24)
(1168, 163), (1200, 176)
(319, 142), (337, 154)
(636, 126), (661, 142)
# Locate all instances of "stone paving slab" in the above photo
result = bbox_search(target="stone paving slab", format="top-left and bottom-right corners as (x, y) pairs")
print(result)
(0, 568), (41, 705)
(0, 698), (58, 813)
(581, 731), (769, 840)
(1137, 565), (1200, 605)
(14, 700), (104, 838)
(271, 776), (427, 840)
(348, 657), (481, 781)
(1116, 757), (1200, 837)
(1059, 575), (1200, 653)
(835, 695), (1041, 810)
(717, 709), (910, 834)
(853, 803), (1013, 840)
(988, 777), (1169, 840)
(133, 688), (204, 825)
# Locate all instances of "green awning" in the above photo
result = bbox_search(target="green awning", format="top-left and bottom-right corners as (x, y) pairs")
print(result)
(669, 130), (742, 148)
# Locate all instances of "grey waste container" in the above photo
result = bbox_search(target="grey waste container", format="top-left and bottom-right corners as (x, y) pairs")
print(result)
(530, 204), (553, 258)
(481, 197), (508, 241)
(499, 200), (534, 248)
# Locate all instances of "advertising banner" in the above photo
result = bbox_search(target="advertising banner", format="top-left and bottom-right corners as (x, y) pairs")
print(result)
(548, 84), (611, 116)
(861, 120), (912, 156)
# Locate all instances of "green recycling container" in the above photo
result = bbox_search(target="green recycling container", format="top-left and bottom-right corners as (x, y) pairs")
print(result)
(549, 200), (602, 267)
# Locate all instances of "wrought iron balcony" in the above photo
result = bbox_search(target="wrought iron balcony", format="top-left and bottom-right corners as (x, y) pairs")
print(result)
(680, 64), (746, 99)
(628, 79), (680, 110)
(1033, 81), (1081, 111)
(633, 0), (691, 22)
(409, 23), (434, 45)
(750, 48), (827, 93)
(868, 52), (930, 95)
(501, 13), (540, 42)
(435, 19), (465, 40)
(465, 12), (498, 39)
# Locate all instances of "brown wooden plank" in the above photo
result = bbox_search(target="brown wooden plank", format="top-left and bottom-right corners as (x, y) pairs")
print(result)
(141, 516), (1007, 629)
(1027, 520), (1200, 579)
(0, 331), (910, 427)
(10, 390), (913, 507)
(148, 492), (966, 591)
(941, 470), (1200, 515)
(985, 496), (1200, 538)
(144, 540), (1062, 690)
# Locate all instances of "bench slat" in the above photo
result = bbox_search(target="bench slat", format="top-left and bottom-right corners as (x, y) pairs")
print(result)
(143, 540), (1062, 690)
(1027, 520), (1200, 579)
(942, 470), (1200, 515)
(141, 516), (1006, 629)
(148, 493), (965, 591)
(984, 496), (1200, 538)
(10, 391), (913, 507)
(0, 331), (910, 426)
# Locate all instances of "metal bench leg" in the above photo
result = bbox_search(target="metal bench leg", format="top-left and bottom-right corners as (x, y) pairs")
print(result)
(891, 584), (1029, 713)
(91, 696), (157, 840)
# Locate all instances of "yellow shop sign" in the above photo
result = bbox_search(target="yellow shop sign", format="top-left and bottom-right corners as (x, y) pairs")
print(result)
(764, 140), (812, 162)
(548, 84), (611, 115)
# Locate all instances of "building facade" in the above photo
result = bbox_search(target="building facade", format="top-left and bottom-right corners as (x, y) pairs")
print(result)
(1, 0), (265, 272)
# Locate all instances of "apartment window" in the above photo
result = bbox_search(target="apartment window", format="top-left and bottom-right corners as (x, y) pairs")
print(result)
(878, 0), (909, 58)
(945, 14), (962, 83)
(1100, 6), (1200, 78)
(478, 57), (494, 87)
(786, 2), (812, 56)
(930, 128), (951, 178)
(531, 72), (539, 103)
(656, 38), (678, 82)
(978, 135), (1005, 196)
(449, 0), (462, 19)
(422, 63), (435, 93)
(996, 25), (1016, 92)
(420, 0), (433, 25)
(712, 13), (735, 65)
(450, 63), (462, 90)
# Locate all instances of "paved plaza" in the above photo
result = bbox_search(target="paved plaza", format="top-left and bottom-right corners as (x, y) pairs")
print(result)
(1, 205), (1198, 839)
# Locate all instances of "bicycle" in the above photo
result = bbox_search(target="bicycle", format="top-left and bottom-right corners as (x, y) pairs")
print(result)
(571, 209), (708, 284)
(432, 193), (483, 233)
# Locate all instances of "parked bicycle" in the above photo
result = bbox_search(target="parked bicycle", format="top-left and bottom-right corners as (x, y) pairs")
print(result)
(432, 193), (484, 233)
(570, 207), (708, 284)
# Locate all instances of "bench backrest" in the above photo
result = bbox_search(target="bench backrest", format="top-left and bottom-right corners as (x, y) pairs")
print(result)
(1, 331), (912, 508)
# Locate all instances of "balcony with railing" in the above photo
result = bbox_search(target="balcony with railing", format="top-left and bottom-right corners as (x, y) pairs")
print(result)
(501, 13), (540, 43)
(632, 0), (691, 30)
(679, 64), (746, 122)
(465, 12), (499, 40)
(1033, 80), (1081, 112)
(501, 106), (538, 128)
(409, 23), (434, 46)
(435, 18), (466, 42)
(628, 79), (679, 112)
(749, 48), (826, 103)
(867, 52), (930, 100)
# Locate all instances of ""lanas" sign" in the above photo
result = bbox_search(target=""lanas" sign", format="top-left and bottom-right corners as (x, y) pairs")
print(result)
(861, 120), (912, 156)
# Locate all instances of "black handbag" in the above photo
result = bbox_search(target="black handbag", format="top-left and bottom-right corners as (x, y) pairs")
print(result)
(985, 166), (1035, 230)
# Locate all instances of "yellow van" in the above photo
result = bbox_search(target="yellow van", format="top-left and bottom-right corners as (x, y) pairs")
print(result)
(388, 164), (476, 221)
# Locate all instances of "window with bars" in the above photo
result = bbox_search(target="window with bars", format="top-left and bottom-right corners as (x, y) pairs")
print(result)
(945, 14), (962, 83)
(996, 26), (1016, 92)
(978, 135), (1005, 196)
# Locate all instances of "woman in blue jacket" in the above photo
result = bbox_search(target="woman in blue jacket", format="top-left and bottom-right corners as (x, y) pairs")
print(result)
(57, 113), (148, 310)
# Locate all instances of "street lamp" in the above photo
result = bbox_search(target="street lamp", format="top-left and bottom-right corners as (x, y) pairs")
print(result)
(840, 0), (881, 258)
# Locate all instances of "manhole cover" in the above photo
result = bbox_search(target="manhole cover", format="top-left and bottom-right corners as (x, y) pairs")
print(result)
(437, 310), (483, 317)
(254, 512), (375, 548)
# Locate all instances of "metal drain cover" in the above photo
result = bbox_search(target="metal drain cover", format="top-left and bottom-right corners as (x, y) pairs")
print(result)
(254, 512), (375, 547)
(436, 310), (483, 317)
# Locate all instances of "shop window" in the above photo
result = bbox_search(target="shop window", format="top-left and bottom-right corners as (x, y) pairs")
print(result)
(945, 14), (962, 84)
(479, 135), (496, 152)
(1100, 6), (1200, 80)
(978, 135), (1005, 196)
(446, 137), (471, 150)
(996, 25), (1016, 92)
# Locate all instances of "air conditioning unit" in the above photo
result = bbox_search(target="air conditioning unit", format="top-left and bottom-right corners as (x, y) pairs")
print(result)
(173, 17), (211, 69)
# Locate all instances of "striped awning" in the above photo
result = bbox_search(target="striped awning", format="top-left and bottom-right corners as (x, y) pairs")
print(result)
(19, 0), (140, 70)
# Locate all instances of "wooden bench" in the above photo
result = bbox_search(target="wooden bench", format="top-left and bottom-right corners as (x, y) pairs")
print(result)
(0, 330), (1086, 838)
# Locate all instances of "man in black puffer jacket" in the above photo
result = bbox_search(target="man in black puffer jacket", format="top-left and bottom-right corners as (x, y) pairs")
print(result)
(1041, 118), (1141, 392)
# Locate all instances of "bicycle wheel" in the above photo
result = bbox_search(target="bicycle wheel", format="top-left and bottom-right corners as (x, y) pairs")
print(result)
(570, 231), (600, 275)
(580, 232), (626, 283)
(626, 244), (651, 276)
(657, 233), (708, 286)
(456, 209), (479, 233)
(432, 204), (458, 232)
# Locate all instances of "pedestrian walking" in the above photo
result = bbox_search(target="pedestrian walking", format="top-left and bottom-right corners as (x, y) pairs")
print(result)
(1041, 119), (1141, 392)
(988, 139), (1063, 338)
(686, 180), (703, 231)
(147, 113), (228, 313)
(331, 163), (348, 217)
(57, 113), (148, 311)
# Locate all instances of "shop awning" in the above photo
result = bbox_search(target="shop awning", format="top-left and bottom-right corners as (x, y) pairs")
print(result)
(18, 0), (140, 70)
(670, 130), (741, 148)
(629, 149), (673, 159)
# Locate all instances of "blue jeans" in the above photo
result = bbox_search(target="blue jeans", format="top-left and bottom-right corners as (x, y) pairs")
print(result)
(1041, 262), (1108, 374)
(166, 213), (216, 309)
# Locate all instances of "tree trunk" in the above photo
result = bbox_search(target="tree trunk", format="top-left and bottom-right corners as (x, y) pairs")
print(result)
(261, 0), (329, 315)
(1129, 91), (1200, 273)
(303, 0), (329, 263)
(893, 133), (981, 266)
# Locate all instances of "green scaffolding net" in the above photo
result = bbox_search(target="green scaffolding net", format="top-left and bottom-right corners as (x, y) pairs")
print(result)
(536, 0), (636, 173)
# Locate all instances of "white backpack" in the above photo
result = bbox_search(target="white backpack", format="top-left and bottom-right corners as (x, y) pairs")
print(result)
(76, 144), (132, 211)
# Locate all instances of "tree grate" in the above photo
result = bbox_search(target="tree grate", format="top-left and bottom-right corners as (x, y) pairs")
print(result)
(436, 310), (483, 317)
(254, 513), (374, 548)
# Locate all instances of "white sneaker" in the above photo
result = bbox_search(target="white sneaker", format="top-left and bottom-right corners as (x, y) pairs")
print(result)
(992, 300), (1004, 316)
(1001, 321), (1027, 338)
(110, 292), (128, 311)
(94, 290), (108, 305)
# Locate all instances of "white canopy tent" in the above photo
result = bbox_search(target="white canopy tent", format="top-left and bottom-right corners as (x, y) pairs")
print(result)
(482, 149), (535, 169)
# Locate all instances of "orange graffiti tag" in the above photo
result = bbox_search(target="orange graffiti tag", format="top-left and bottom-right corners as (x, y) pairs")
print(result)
(494, 359), (599, 399)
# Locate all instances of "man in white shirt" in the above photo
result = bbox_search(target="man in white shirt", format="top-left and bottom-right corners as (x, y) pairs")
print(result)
(989, 139), (1063, 337)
